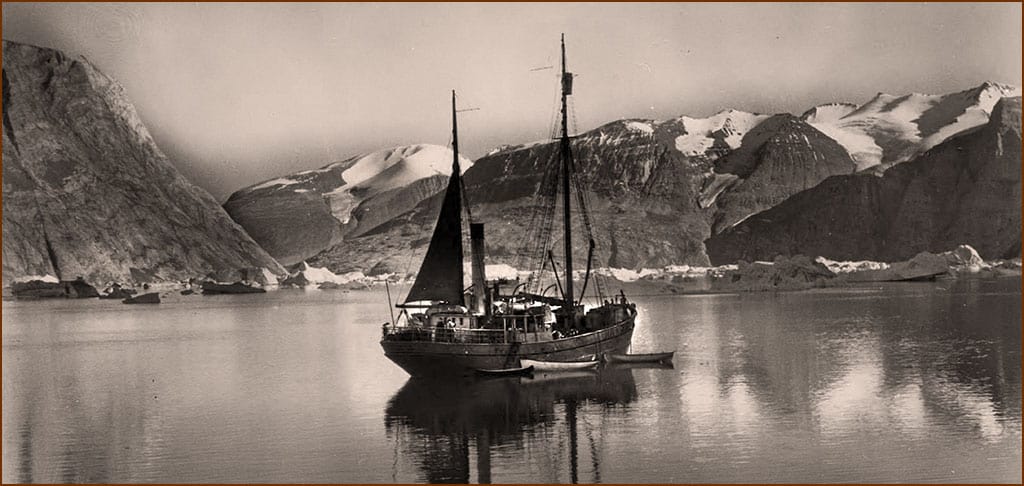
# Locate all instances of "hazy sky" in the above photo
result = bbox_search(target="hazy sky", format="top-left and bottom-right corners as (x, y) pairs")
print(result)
(3, 2), (1021, 199)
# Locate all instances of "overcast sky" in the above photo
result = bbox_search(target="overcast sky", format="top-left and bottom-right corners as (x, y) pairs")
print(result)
(3, 2), (1021, 200)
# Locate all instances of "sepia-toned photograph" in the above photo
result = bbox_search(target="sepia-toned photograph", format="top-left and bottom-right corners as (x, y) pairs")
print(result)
(1, 2), (1021, 483)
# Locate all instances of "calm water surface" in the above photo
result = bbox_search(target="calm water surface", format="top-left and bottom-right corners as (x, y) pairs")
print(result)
(2, 278), (1020, 483)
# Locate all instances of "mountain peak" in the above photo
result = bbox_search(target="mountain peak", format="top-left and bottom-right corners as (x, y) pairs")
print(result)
(979, 80), (1016, 90)
(800, 102), (859, 123)
(674, 110), (771, 156)
(242, 143), (469, 194)
(805, 82), (1023, 170)
(973, 80), (1021, 99)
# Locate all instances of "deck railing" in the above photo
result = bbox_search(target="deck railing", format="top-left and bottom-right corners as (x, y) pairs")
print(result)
(382, 306), (634, 345)
(382, 323), (559, 344)
(383, 326), (510, 344)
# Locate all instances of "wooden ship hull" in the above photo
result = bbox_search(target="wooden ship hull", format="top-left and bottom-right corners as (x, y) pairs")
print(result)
(382, 307), (635, 376)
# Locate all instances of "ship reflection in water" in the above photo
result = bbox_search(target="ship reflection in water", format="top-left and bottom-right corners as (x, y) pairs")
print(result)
(384, 367), (652, 483)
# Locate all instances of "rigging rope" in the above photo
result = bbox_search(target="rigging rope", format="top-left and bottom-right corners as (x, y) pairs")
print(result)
(522, 147), (560, 294)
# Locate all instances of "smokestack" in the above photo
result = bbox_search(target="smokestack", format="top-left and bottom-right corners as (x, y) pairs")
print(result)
(470, 223), (487, 315)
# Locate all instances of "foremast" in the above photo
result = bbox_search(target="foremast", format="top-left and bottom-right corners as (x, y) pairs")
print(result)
(451, 90), (460, 177)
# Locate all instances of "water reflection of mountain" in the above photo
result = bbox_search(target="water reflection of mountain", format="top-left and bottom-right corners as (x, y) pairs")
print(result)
(384, 368), (637, 483)
(706, 281), (1020, 441)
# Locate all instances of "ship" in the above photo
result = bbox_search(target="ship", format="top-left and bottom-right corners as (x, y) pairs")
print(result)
(380, 34), (637, 376)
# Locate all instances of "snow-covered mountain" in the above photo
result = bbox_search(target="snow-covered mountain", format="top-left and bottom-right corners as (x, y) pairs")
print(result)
(805, 81), (1021, 170)
(708, 97), (1022, 264)
(499, 109), (770, 161)
(224, 144), (471, 265)
(230, 81), (1020, 274)
(305, 108), (855, 274)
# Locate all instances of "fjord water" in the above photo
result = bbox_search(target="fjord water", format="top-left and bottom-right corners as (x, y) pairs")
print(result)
(2, 278), (1020, 483)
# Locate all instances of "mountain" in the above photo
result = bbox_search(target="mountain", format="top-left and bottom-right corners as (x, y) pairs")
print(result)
(704, 114), (858, 233)
(304, 109), (858, 274)
(309, 118), (712, 274)
(1, 40), (284, 286)
(806, 82), (1021, 170)
(706, 97), (1022, 264)
(224, 82), (1018, 275)
(223, 144), (472, 266)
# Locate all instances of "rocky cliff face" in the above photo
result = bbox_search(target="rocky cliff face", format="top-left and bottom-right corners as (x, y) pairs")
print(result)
(223, 144), (470, 266)
(705, 97), (1022, 265)
(1, 40), (284, 285)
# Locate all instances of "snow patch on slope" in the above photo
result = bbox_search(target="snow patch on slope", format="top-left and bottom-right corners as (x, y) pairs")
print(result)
(801, 103), (859, 124)
(486, 139), (549, 156)
(250, 177), (301, 191)
(698, 172), (740, 208)
(625, 120), (655, 134)
(675, 131), (715, 155)
(808, 122), (883, 171)
(673, 110), (770, 156)
(326, 144), (472, 224)
(340, 144), (469, 191)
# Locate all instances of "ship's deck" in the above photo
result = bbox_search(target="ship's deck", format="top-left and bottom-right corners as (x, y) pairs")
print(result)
(383, 325), (556, 344)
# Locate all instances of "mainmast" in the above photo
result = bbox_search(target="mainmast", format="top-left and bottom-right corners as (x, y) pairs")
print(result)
(559, 33), (575, 310)
(451, 90), (460, 172)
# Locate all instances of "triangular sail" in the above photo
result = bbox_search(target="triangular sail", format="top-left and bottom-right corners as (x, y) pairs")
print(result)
(403, 91), (466, 306)
(403, 169), (465, 305)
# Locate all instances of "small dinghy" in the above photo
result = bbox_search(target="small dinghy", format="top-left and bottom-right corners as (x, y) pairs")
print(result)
(605, 351), (674, 364)
(475, 365), (534, 377)
(520, 358), (599, 371)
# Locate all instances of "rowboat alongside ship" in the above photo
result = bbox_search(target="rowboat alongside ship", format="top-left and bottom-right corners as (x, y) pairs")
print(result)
(605, 351), (675, 364)
(475, 365), (535, 377)
(520, 358), (599, 371)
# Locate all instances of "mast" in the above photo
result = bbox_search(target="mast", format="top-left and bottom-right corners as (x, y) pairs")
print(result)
(451, 90), (459, 172)
(559, 33), (575, 310)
